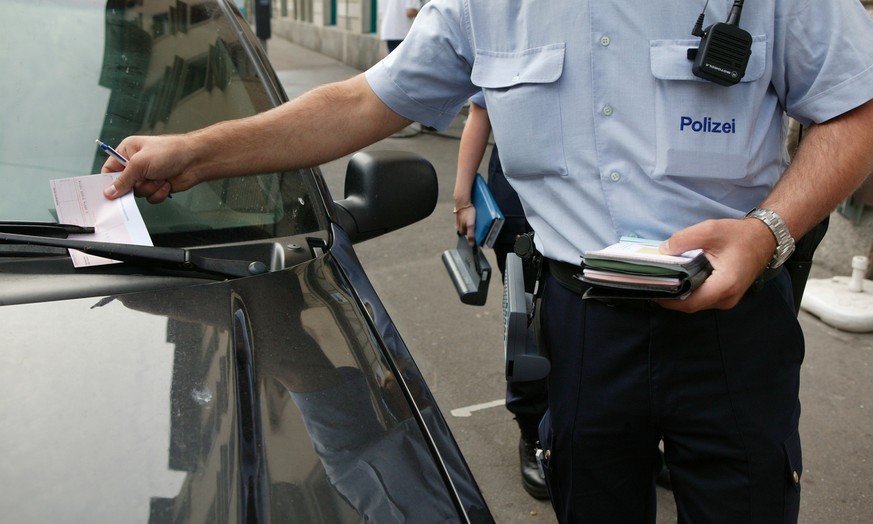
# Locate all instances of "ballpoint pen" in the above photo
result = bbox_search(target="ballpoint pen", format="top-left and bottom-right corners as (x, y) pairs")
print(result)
(96, 139), (128, 165)
(96, 139), (172, 198)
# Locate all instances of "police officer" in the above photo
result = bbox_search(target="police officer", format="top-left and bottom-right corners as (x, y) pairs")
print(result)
(104, 1), (873, 522)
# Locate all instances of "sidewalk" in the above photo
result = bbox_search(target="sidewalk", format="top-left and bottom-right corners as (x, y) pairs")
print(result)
(267, 36), (873, 524)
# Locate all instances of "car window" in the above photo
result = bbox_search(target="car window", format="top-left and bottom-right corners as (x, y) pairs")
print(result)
(0, 0), (327, 247)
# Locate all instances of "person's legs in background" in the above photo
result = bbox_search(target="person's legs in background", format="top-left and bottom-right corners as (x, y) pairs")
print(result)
(385, 39), (403, 54)
(493, 239), (549, 500)
(507, 376), (550, 499)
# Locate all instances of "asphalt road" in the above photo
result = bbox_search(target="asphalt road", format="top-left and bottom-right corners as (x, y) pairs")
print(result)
(270, 38), (873, 523)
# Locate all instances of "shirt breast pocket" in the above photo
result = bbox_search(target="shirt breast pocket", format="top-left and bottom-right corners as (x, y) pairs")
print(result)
(649, 37), (768, 180)
(472, 44), (567, 178)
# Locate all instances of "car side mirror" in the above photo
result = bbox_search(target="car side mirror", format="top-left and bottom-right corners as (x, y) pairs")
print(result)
(334, 151), (438, 244)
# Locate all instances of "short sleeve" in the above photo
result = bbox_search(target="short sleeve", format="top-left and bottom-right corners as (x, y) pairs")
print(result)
(469, 91), (486, 108)
(774, 0), (873, 125)
(365, 0), (480, 130)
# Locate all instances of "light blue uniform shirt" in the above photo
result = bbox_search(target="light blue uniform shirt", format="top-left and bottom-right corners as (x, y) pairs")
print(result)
(366, 0), (873, 264)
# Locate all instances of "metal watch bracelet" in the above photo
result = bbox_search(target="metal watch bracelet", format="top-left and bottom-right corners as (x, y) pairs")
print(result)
(745, 208), (796, 269)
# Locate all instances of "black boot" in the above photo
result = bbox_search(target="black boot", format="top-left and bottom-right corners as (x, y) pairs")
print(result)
(517, 416), (549, 500)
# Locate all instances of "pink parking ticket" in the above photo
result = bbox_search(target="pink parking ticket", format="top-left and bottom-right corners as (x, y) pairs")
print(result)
(50, 173), (153, 267)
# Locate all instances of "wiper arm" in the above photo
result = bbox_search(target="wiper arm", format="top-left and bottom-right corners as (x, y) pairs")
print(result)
(0, 232), (268, 278)
(0, 221), (95, 238)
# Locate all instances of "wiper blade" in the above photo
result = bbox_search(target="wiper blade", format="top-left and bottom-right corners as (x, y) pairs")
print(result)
(0, 232), (268, 278)
(0, 221), (95, 238)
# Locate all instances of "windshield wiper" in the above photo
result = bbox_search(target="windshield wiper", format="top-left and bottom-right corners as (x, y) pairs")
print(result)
(0, 232), (268, 278)
(0, 221), (95, 238)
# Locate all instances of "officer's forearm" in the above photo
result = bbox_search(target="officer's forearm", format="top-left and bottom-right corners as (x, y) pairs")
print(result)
(186, 74), (412, 183)
(761, 98), (873, 239)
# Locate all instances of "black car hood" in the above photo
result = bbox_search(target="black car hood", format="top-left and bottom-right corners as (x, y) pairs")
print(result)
(0, 254), (488, 523)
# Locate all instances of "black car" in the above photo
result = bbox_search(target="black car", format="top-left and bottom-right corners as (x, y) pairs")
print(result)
(0, 1), (493, 522)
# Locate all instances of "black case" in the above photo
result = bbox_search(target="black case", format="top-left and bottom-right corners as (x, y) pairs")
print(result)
(442, 235), (491, 306)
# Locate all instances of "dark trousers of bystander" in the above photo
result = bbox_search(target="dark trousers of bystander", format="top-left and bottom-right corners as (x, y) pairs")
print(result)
(386, 40), (403, 53)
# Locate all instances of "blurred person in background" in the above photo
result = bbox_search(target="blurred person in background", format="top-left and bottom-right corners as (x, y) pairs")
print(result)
(380, 0), (421, 54)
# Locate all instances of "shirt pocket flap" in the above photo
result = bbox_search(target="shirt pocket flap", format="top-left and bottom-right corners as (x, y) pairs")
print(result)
(650, 37), (767, 82)
(472, 43), (566, 89)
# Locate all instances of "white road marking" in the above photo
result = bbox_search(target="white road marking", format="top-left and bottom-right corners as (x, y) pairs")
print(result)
(450, 398), (506, 417)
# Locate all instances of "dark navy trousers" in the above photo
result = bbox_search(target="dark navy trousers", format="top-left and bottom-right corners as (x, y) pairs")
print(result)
(538, 270), (804, 523)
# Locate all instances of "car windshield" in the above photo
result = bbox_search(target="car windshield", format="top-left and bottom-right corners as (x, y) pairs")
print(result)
(0, 0), (327, 248)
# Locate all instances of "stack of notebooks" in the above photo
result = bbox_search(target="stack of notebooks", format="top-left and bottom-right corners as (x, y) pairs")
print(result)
(579, 237), (712, 300)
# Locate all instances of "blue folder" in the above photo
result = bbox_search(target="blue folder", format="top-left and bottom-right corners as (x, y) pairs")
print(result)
(472, 173), (505, 247)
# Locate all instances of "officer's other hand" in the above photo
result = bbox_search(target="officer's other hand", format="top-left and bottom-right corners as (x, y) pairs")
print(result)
(102, 135), (196, 204)
(656, 218), (775, 313)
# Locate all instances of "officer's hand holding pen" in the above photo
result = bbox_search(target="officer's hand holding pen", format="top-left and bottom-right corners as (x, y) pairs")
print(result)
(101, 135), (191, 204)
(656, 217), (776, 313)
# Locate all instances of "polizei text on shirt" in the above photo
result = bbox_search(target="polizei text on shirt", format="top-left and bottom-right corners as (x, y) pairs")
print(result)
(679, 116), (737, 134)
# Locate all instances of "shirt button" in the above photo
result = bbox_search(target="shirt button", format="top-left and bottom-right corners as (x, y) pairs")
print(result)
(602, 104), (614, 116)
(610, 171), (621, 182)
(600, 35), (611, 46)
(512, 74), (521, 83)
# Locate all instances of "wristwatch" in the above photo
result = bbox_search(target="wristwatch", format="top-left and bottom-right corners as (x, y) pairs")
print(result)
(745, 208), (795, 269)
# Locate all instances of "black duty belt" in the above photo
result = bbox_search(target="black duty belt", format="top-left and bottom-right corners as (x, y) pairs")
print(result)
(545, 259), (592, 296)
(544, 258), (653, 310)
